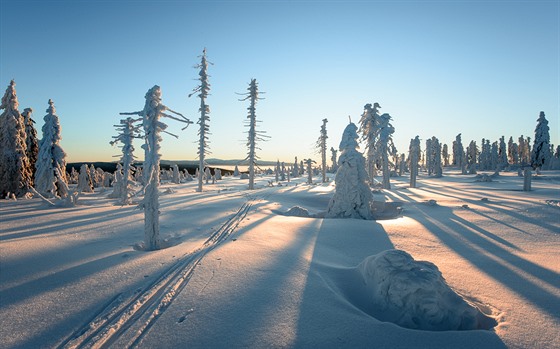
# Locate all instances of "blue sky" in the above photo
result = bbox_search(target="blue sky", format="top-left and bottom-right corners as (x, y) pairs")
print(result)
(1, 0), (558, 163)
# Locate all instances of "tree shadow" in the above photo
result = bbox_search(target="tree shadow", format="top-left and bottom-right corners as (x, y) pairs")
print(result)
(400, 195), (560, 321)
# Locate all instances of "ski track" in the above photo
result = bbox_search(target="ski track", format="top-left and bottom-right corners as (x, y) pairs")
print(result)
(57, 195), (258, 349)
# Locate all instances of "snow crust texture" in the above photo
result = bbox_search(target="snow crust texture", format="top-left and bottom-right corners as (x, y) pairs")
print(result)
(357, 249), (497, 331)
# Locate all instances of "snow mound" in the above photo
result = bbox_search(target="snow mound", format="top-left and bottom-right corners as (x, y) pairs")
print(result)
(283, 206), (310, 217)
(475, 174), (493, 182)
(357, 250), (497, 331)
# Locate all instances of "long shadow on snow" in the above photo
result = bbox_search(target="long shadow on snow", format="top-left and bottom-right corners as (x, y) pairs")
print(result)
(0, 204), (141, 241)
(395, 193), (560, 321)
(0, 250), (150, 349)
(416, 186), (559, 235)
(293, 218), (506, 348)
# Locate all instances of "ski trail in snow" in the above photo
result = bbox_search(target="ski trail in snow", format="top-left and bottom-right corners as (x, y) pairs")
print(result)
(58, 197), (257, 349)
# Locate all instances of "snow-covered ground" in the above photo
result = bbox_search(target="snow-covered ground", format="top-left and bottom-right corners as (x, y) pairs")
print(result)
(1, 170), (559, 348)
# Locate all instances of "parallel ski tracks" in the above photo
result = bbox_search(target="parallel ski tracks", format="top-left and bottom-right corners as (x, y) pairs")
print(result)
(58, 198), (255, 349)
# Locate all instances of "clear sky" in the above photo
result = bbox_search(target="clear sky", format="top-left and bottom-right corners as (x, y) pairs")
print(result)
(1, 0), (558, 164)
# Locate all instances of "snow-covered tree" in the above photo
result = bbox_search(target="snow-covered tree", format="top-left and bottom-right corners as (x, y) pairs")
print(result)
(233, 165), (239, 177)
(35, 99), (68, 197)
(330, 146), (338, 173)
(425, 138), (433, 175)
(171, 164), (180, 184)
(292, 156), (299, 178)
(238, 78), (268, 190)
(442, 143), (450, 167)
(77, 164), (93, 193)
(452, 134), (465, 171)
(359, 103), (381, 185)
(507, 136), (519, 166)
(189, 48), (212, 192)
(214, 168), (222, 180)
(204, 167), (211, 184)
(431, 136), (443, 177)
(121, 85), (192, 251)
(316, 118), (328, 183)
(408, 136), (421, 188)
(326, 122), (374, 219)
(109, 117), (141, 204)
(466, 140), (478, 174)
(22, 108), (38, 185)
(498, 136), (508, 171)
(376, 113), (395, 189)
(275, 160), (280, 182)
(490, 141), (499, 171)
(304, 158), (316, 184)
(0, 80), (32, 197)
(518, 135), (529, 165)
(531, 111), (552, 171)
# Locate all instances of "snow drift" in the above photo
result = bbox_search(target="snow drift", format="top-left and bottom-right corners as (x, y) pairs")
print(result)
(354, 249), (497, 331)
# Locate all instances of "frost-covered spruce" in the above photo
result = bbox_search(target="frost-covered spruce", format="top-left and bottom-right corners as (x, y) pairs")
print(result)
(431, 136), (443, 177)
(330, 146), (338, 173)
(172, 164), (180, 184)
(376, 113), (395, 189)
(77, 164), (93, 193)
(292, 157), (299, 178)
(316, 118), (328, 183)
(359, 103), (381, 185)
(109, 163), (124, 198)
(531, 111), (552, 171)
(326, 122), (374, 219)
(0, 80), (33, 197)
(518, 135), (531, 166)
(109, 117), (141, 204)
(204, 167), (211, 184)
(409, 136), (421, 188)
(425, 138), (433, 175)
(467, 140), (478, 174)
(233, 165), (239, 177)
(442, 143), (450, 167)
(452, 133), (464, 169)
(275, 160), (280, 182)
(304, 158), (316, 184)
(35, 99), (66, 197)
(214, 168), (222, 180)
(189, 49), (212, 192)
(490, 141), (499, 171)
(498, 136), (508, 171)
(22, 108), (38, 185)
(238, 79), (268, 190)
(507, 136), (519, 165)
(121, 85), (191, 251)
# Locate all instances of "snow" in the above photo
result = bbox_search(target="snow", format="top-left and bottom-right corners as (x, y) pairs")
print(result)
(355, 249), (496, 331)
(1, 170), (559, 348)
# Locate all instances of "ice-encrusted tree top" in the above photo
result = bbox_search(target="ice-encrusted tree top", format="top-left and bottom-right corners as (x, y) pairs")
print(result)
(339, 122), (359, 150)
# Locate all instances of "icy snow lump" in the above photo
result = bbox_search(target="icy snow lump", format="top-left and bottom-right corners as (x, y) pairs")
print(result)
(356, 250), (497, 331)
(284, 206), (311, 217)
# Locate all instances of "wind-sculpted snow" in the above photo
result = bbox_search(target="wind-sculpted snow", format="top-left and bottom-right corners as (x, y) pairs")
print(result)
(356, 250), (497, 331)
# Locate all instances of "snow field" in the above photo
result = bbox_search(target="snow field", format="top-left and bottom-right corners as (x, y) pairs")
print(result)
(0, 170), (559, 348)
